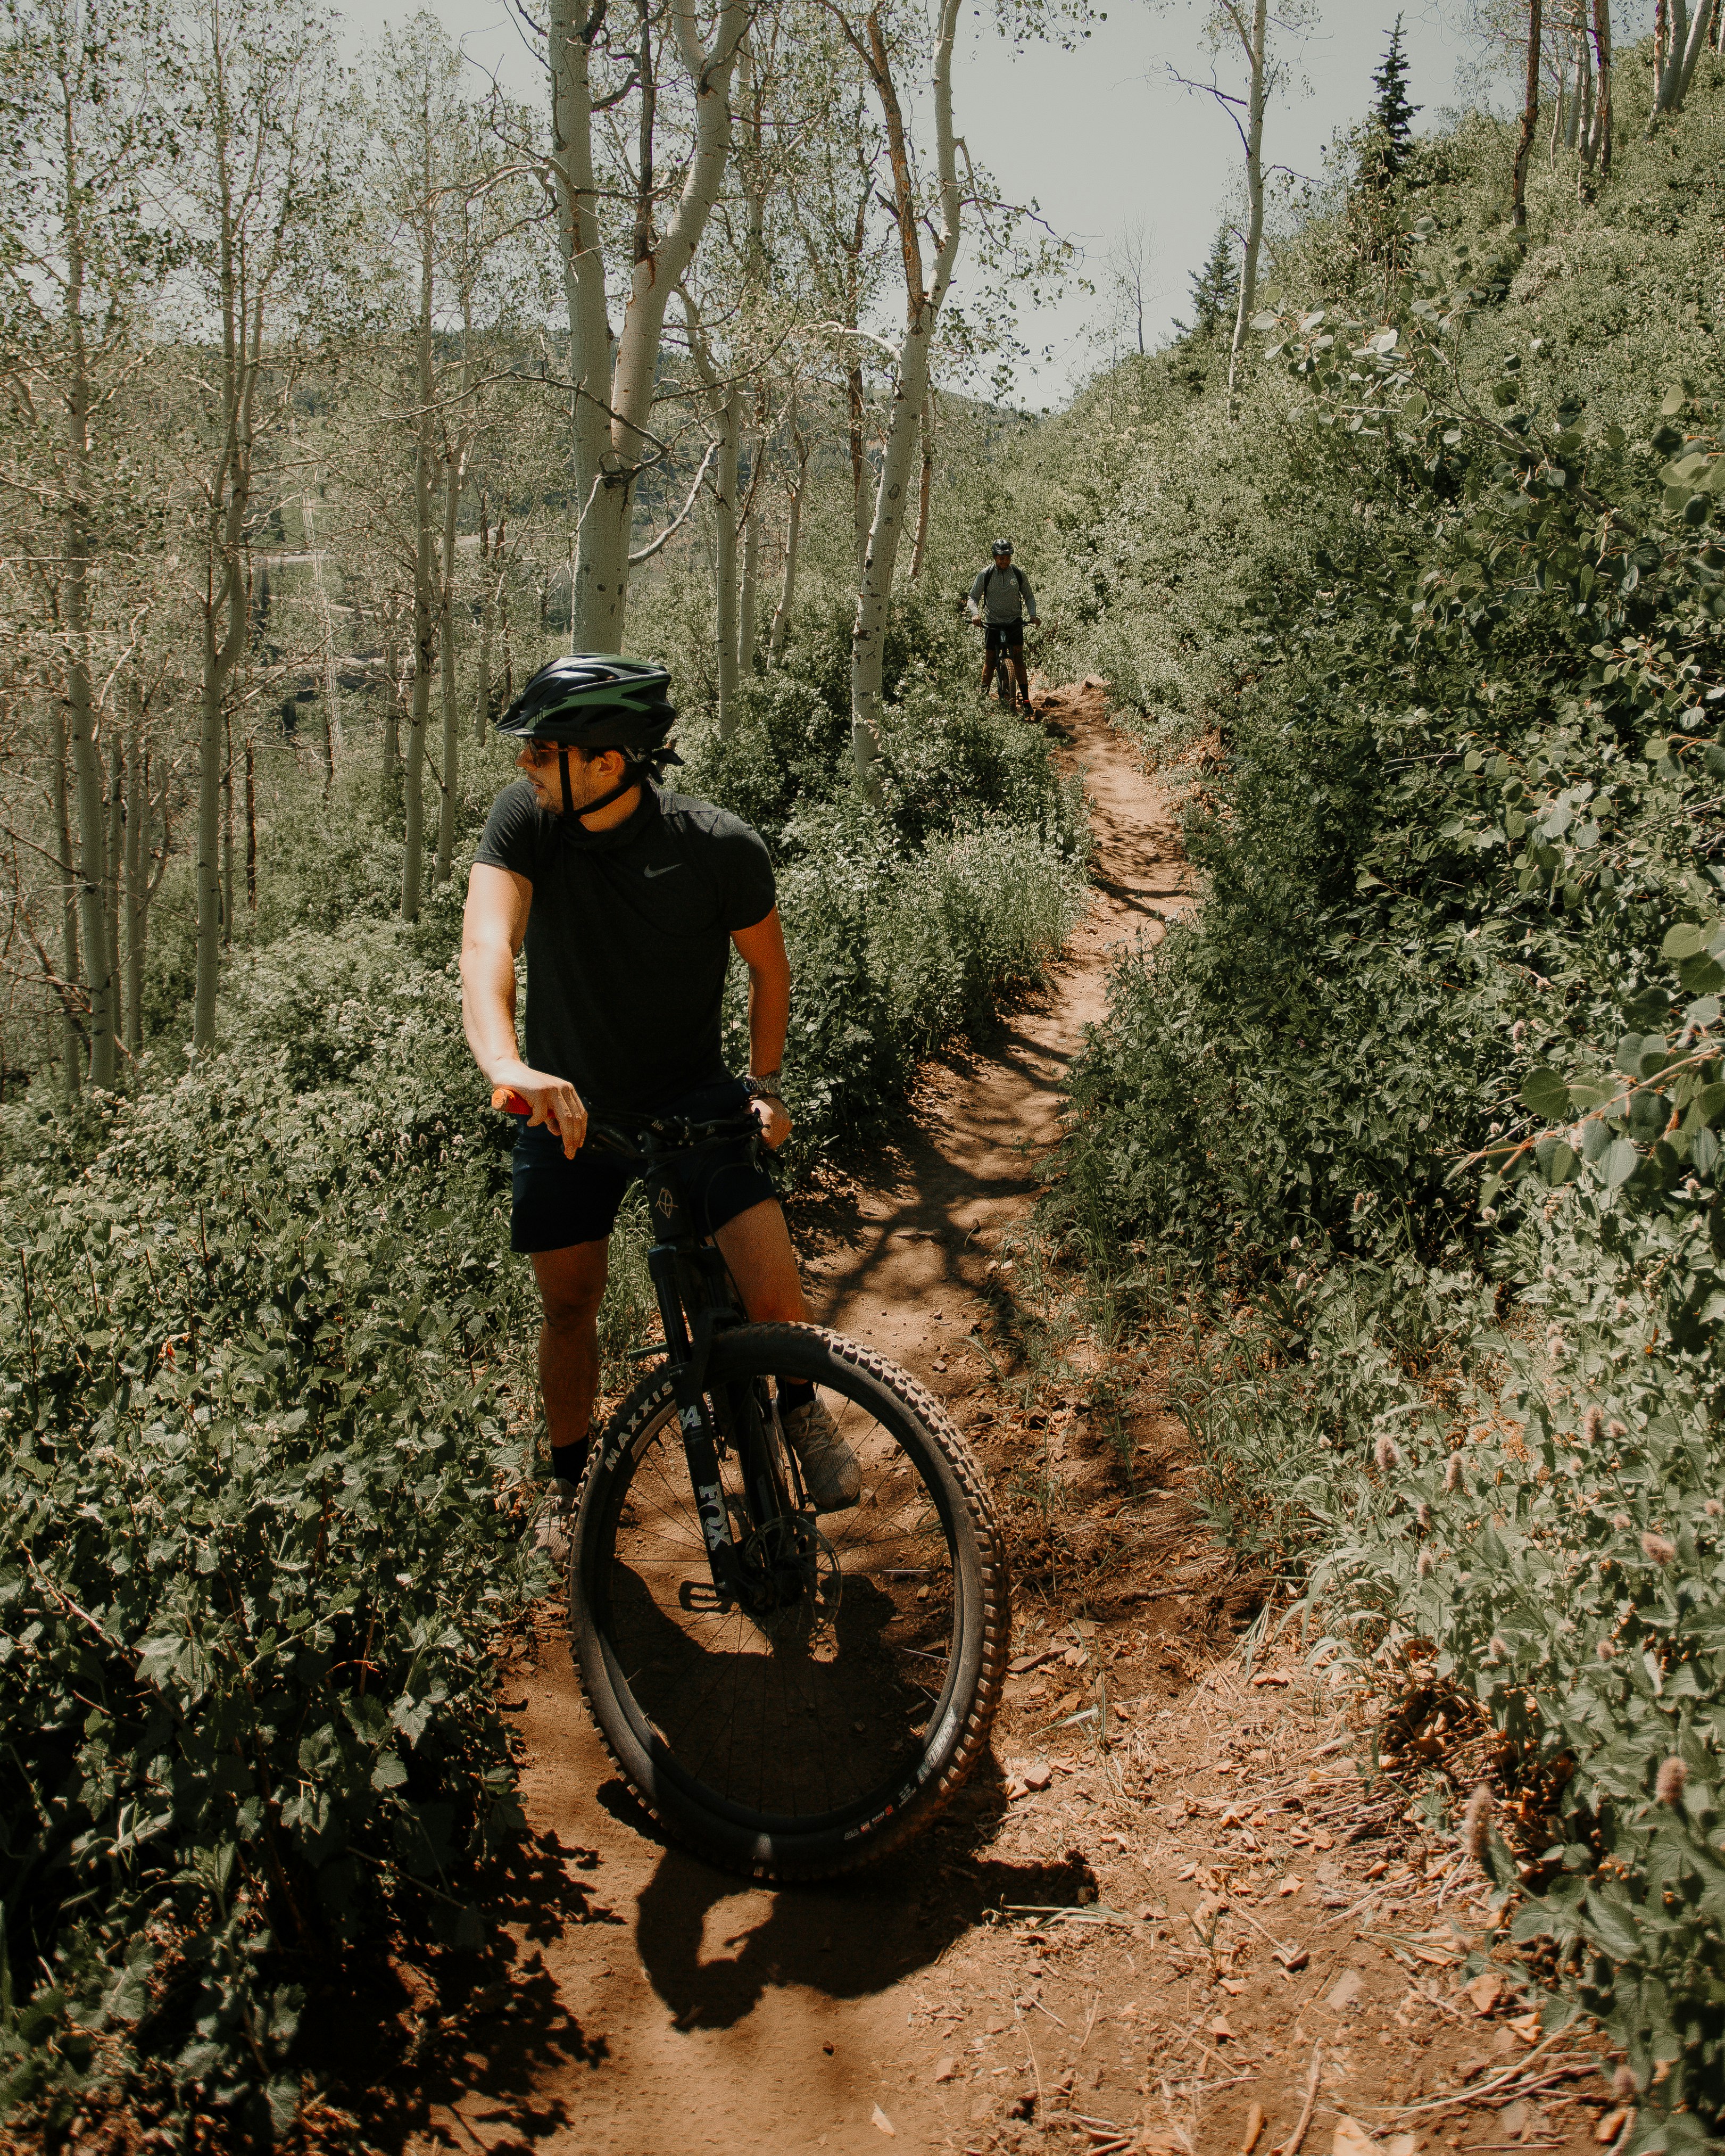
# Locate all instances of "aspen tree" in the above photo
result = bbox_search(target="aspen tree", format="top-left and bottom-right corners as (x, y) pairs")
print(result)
(545, 0), (749, 649)
(173, 0), (341, 1050)
(0, 0), (170, 1084)
(822, 0), (964, 801)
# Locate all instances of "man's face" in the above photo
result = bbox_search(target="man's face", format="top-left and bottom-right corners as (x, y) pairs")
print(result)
(515, 739), (629, 816)
(994, 550), (1011, 569)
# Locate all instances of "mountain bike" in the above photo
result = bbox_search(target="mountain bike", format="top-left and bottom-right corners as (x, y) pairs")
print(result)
(499, 1097), (1009, 1881)
(978, 618), (1034, 714)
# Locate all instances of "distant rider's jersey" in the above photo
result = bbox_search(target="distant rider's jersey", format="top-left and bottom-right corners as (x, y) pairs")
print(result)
(968, 562), (1036, 625)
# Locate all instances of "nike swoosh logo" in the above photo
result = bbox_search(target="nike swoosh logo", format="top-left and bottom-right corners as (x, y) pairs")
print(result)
(643, 863), (682, 878)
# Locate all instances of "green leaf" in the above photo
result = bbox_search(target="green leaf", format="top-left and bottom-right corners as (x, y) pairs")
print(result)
(1605, 1138), (1641, 1188)
(1662, 922), (1714, 962)
(1521, 1068), (1572, 1120)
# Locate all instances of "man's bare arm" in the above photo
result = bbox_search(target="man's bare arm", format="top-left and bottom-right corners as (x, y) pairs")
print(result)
(460, 861), (587, 1158)
(731, 907), (792, 1150)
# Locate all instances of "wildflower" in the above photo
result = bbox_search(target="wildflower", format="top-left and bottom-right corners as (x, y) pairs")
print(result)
(1416, 1500), (1433, 1530)
(1706, 1500), (1723, 1519)
(1375, 1433), (1401, 1472)
(1612, 1513), (1631, 1531)
(1596, 1639), (1618, 1661)
(1417, 1549), (1436, 1578)
(1641, 1531), (1677, 1566)
(1445, 1454), (1466, 1494)
(1613, 2068), (1639, 2103)
(1608, 1420), (1627, 1440)
(1488, 1634), (1510, 1661)
(1581, 1406), (1604, 1446)
(1655, 1757), (1688, 1806)
(1353, 1192), (1366, 1215)
(1462, 1786), (1494, 1866)
(1511, 1020), (1526, 1044)
(1295, 1272), (1309, 1290)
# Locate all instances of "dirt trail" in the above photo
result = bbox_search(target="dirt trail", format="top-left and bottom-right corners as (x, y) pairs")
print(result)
(388, 694), (1613, 2156)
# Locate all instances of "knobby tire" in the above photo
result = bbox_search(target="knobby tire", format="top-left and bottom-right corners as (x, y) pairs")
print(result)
(568, 1323), (1008, 1881)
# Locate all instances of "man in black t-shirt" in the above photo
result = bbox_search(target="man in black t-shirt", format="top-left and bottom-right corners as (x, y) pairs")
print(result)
(459, 653), (859, 1528)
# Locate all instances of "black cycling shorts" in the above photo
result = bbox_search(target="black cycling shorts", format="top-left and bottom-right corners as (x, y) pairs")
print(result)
(510, 1075), (776, 1254)
(984, 620), (1024, 655)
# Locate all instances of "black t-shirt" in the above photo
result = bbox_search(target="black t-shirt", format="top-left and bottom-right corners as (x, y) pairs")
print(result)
(472, 780), (776, 1113)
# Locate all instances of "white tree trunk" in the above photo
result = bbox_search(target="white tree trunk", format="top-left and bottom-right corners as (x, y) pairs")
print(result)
(714, 393), (740, 729)
(738, 469), (760, 678)
(909, 387), (935, 583)
(1225, 0), (1268, 422)
(403, 230), (435, 922)
(848, 0), (964, 803)
(549, 0), (748, 650)
(59, 98), (115, 1088)
(436, 439), (465, 884)
(123, 704), (145, 1060)
(475, 493), (494, 743)
(1651, 0), (1712, 117)
(768, 404), (807, 664)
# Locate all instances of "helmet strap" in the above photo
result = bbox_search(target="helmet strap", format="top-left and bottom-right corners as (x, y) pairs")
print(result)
(557, 747), (642, 825)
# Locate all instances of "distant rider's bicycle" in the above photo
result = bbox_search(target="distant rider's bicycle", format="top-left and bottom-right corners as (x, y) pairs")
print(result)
(495, 1094), (1008, 1881)
(977, 618), (1035, 714)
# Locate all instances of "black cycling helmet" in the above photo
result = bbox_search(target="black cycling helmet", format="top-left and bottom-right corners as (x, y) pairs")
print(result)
(496, 652), (678, 752)
(991, 537), (1014, 557)
(496, 653), (681, 821)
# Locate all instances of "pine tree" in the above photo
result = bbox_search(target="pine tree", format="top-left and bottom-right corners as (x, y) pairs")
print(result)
(1173, 228), (1240, 342)
(1367, 17), (1420, 179)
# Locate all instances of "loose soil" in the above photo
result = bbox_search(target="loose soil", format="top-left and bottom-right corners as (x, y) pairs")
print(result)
(362, 692), (1614, 2156)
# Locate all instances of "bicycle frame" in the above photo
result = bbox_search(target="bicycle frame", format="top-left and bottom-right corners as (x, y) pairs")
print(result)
(592, 1114), (809, 1615)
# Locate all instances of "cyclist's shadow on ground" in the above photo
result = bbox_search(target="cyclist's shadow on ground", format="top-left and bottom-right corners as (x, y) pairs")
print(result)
(623, 1795), (1097, 2032)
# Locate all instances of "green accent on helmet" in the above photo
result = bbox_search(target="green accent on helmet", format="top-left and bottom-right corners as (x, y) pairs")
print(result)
(495, 652), (679, 753)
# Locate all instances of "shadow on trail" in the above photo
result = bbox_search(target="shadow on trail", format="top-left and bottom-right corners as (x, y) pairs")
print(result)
(318, 1827), (616, 2153)
(633, 1819), (1099, 2033)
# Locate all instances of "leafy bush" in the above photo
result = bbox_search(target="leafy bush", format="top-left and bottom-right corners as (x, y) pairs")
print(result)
(1038, 49), (1725, 2150)
(0, 1061), (543, 2136)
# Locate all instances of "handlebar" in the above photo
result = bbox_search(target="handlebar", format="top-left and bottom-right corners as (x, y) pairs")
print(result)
(489, 1086), (762, 1164)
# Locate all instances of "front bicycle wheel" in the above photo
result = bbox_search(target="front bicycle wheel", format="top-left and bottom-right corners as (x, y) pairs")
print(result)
(570, 1323), (1008, 1880)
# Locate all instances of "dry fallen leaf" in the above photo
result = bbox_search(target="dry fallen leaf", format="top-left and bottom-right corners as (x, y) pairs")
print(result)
(1507, 2010), (1542, 2044)
(1022, 1762), (1053, 1791)
(1221, 1978), (1246, 1996)
(1325, 1971), (1365, 2010)
(1278, 1875), (1305, 1897)
(1467, 1971), (1505, 2016)
(1332, 2118), (1376, 2156)
(1210, 2016), (1235, 2041)
(933, 2057), (958, 2083)
(872, 2104), (896, 2137)
(1251, 1672), (1291, 1687)
(1239, 2100), (1266, 2156)
(1595, 2108), (1632, 2144)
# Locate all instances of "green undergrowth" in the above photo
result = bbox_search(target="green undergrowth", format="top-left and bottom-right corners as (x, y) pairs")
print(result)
(1036, 48), (1725, 2151)
(0, 604), (1084, 2135)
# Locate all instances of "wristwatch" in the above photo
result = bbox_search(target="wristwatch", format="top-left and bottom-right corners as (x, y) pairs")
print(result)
(744, 1072), (786, 1107)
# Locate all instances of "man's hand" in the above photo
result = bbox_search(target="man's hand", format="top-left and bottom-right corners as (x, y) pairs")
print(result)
(497, 1062), (587, 1158)
(750, 1094), (792, 1150)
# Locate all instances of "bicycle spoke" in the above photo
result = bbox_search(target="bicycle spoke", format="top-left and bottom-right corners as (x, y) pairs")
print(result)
(594, 1374), (959, 1826)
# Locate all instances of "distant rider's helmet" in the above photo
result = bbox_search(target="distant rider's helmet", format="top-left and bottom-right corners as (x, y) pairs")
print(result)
(991, 538), (1014, 558)
(495, 653), (680, 820)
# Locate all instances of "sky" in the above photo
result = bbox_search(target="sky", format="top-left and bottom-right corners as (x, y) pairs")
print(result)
(339, 0), (1498, 409)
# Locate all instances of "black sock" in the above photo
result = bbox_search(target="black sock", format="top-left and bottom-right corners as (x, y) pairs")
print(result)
(550, 1437), (590, 1487)
(779, 1380), (815, 1414)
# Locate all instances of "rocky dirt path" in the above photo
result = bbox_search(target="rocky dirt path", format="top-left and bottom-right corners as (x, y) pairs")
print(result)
(386, 693), (1616, 2156)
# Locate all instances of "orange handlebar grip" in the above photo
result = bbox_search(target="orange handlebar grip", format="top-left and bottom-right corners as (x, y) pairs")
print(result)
(490, 1085), (532, 1115)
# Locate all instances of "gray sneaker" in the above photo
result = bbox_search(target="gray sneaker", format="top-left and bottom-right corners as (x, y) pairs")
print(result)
(532, 1476), (579, 1569)
(781, 1395), (861, 1512)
